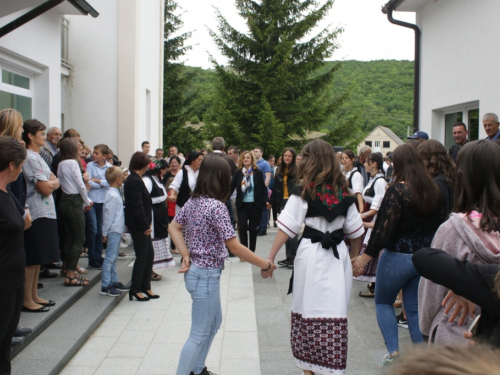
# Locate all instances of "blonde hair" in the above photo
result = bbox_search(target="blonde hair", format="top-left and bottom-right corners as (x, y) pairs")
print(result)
(298, 139), (348, 200)
(0, 108), (23, 138)
(388, 345), (500, 375)
(105, 166), (123, 184)
(237, 151), (258, 170)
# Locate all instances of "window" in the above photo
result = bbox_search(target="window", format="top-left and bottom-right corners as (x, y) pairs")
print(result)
(374, 141), (381, 148)
(365, 141), (372, 147)
(0, 67), (33, 120)
(61, 17), (70, 67)
(383, 141), (390, 148)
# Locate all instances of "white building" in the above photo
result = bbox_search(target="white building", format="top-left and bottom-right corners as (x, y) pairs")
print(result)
(358, 125), (404, 155)
(0, 0), (164, 164)
(384, 0), (499, 149)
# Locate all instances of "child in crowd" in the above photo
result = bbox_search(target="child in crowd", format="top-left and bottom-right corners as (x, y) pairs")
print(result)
(168, 155), (276, 375)
(86, 144), (112, 269)
(101, 166), (130, 297)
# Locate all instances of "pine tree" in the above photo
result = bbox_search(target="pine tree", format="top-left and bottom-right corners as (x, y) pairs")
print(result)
(206, 0), (348, 155)
(163, 0), (204, 154)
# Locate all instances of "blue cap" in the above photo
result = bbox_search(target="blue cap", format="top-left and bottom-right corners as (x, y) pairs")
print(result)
(407, 131), (429, 140)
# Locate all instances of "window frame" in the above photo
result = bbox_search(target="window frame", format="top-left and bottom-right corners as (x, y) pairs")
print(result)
(0, 65), (34, 118)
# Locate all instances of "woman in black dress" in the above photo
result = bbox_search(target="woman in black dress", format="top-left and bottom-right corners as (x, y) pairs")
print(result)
(0, 136), (27, 375)
(124, 152), (157, 301)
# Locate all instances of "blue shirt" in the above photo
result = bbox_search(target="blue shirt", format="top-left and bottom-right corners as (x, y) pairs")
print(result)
(487, 130), (500, 141)
(102, 187), (125, 236)
(87, 161), (112, 203)
(242, 175), (255, 203)
(256, 158), (271, 188)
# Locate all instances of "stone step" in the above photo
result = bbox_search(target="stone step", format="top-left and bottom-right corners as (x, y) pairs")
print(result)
(11, 256), (135, 375)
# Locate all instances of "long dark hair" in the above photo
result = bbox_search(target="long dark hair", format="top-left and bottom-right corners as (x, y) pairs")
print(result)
(366, 152), (384, 173)
(418, 140), (456, 186)
(298, 139), (348, 200)
(58, 138), (82, 169)
(454, 140), (500, 232)
(185, 150), (203, 166)
(192, 154), (231, 202)
(392, 144), (442, 216)
(277, 147), (297, 178)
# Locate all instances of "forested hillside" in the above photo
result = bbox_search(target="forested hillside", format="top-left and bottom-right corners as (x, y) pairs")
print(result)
(183, 60), (414, 141)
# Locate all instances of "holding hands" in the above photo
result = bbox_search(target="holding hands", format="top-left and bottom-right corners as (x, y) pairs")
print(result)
(260, 260), (277, 279)
(351, 254), (372, 277)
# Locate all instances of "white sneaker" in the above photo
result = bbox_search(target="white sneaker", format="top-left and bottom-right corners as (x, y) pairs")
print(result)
(120, 242), (128, 248)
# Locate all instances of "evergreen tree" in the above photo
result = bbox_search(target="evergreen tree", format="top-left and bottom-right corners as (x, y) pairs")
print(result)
(205, 0), (349, 155)
(163, 0), (204, 154)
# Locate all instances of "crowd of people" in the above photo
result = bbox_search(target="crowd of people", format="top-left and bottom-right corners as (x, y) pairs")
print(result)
(2, 106), (500, 375)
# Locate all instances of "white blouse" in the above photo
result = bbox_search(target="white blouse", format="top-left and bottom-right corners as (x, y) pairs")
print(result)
(169, 165), (199, 194)
(362, 172), (387, 211)
(343, 168), (364, 195)
(143, 175), (168, 204)
(58, 160), (92, 207)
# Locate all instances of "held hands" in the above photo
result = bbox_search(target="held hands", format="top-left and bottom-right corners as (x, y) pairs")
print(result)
(178, 255), (190, 274)
(260, 260), (277, 279)
(144, 228), (152, 236)
(442, 290), (476, 326)
(102, 236), (107, 243)
(351, 255), (371, 277)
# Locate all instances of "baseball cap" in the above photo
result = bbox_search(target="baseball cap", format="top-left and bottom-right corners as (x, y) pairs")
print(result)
(407, 131), (429, 140)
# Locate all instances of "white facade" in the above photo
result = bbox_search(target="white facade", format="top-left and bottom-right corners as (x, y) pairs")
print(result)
(0, 0), (164, 165)
(392, 0), (499, 148)
(357, 125), (404, 155)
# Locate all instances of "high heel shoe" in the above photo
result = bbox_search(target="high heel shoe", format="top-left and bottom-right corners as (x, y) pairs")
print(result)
(142, 290), (160, 299)
(128, 290), (150, 301)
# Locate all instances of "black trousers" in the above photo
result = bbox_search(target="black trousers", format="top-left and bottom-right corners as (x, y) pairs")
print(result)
(237, 203), (262, 252)
(129, 229), (154, 292)
(281, 199), (298, 259)
(0, 286), (23, 375)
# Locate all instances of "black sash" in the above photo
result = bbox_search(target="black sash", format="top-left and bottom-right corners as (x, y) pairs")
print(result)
(287, 226), (345, 295)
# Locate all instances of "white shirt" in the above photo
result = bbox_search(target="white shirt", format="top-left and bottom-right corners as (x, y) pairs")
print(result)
(362, 172), (387, 211)
(170, 165), (199, 193)
(343, 168), (364, 195)
(58, 160), (92, 207)
(102, 187), (124, 236)
(143, 175), (168, 204)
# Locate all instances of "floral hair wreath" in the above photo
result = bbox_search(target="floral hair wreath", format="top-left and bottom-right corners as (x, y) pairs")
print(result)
(148, 159), (168, 172)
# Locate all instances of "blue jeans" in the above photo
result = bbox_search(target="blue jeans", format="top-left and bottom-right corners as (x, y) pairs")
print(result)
(102, 232), (121, 287)
(375, 250), (423, 354)
(176, 264), (222, 375)
(258, 205), (268, 232)
(85, 203), (103, 267)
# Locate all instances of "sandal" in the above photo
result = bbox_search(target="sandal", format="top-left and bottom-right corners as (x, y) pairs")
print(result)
(64, 276), (89, 287)
(75, 274), (89, 283)
(76, 266), (88, 274)
(151, 271), (162, 281)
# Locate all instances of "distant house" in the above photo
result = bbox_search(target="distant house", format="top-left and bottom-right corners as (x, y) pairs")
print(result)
(358, 125), (404, 155)
(383, 0), (499, 149)
(0, 0), (164, 164)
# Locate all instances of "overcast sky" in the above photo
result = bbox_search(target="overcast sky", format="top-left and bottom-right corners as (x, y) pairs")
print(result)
(177, 0), (416, 69)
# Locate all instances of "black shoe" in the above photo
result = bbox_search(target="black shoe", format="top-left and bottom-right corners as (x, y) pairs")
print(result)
(273, 223), (278, 227)
(37, 283), (43, 289)
(190, 367), (217, 375)
(129, 290), (150, 302)
(45, 263), (62, 270)
(142, 290), (160, 299)
(39, 270), (58, 278)
(14, 327), (32, 337)
(396, 313), (408, 329)
(38, 300), (56, 307)
(12, 336), (24, 347)
(256, 230), (267, 236)
(22, 305), (50, 313)
(277, 258), (294, 268)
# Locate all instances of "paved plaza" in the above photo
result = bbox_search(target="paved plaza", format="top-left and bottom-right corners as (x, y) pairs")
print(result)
(61, 227), (411, 375)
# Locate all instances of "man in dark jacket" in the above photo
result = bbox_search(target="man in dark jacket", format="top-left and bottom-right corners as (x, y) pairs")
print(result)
(448, 122), (468, 162)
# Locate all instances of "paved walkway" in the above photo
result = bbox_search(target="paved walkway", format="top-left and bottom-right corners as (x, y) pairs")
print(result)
(61, 227), (411, 375)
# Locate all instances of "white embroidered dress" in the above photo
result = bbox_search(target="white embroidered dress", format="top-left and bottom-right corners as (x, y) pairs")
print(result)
(277, 194), (364, 374)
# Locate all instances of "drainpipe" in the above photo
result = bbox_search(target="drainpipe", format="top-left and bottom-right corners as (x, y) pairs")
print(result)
(382, 3), (421, 133)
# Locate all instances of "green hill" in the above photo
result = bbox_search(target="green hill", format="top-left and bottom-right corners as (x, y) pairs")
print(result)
(183, 60), (414, 141)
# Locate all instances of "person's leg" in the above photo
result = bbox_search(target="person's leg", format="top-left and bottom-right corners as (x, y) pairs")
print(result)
(176, 267), (222, 375)
(0, 286), (23, 375)
(31, 265), (46, 304)
(93, 203), (104, 265)
(237, 208), (249, 248)
(141, 236), (154, 293)
(225, 199), (234, 227)
(249, 208), (262, 251)
(258, 206), (268, 233)
(84, 206), (98, 268)
(285, 236), (299, 260)
(23, 266), (42, 309)
(130, 230), (148, 294)
(102, 232), (120, 287)
(374, 251), (408, 356)
(402, 268), (424, 344)
(64, 198), (88, 284)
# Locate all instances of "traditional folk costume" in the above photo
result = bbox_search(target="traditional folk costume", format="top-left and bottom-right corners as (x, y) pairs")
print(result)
(143, 174), (175, 270)
(355, 172), (387, 282)
(277, 184), (364, 374)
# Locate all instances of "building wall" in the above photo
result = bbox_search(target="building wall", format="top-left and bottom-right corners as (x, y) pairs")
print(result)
(414, 0), (499, 143)
(0, 8), (62, 127)
(358, 127), (401, 154)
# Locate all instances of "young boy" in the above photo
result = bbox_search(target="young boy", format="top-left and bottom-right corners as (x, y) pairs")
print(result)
(101, 166), (130, 296)
(86, 144), (112, 269)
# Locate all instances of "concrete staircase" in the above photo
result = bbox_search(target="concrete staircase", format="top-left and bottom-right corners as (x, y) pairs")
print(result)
(11, 255), (134, 375)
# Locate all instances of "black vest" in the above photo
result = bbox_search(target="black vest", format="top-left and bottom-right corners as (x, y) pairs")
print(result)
(176, 168), (192, 208)
(364, 176), (384, 198)
(347, 169), (361, 190)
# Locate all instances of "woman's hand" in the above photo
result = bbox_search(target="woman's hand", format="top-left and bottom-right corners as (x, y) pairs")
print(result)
(260, 261), (277, 279)
(144, 228), (152, 236)
(178, 255), (190, 274)
(82, 172), (90, 183)
(442, 290), (476, 325)
(463, 331), (476, 346)
(351, 254), (372, 276)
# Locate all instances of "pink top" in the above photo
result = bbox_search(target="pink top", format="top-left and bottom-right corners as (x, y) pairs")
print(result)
(461, 211), (500, 255)
(175, 196), (235, 269)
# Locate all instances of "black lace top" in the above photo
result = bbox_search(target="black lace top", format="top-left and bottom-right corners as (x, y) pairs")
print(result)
(365, 183), (447, 257)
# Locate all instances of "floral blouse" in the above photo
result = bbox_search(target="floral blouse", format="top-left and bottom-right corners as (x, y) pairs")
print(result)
(175, 196), (236, 269)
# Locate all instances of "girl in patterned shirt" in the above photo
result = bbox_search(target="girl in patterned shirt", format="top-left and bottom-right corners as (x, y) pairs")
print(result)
(169, 154), (276, 375)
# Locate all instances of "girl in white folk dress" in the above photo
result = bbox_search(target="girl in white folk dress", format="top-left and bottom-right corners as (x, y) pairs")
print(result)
(263, 140), (364, 375)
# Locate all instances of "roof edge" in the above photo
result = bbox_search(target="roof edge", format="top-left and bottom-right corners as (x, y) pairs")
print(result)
(382, 0), (406, 14)
(66, 0), (98, 17)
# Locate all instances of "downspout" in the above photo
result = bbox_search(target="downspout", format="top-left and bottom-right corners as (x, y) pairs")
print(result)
(383, 4), (421, 133)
